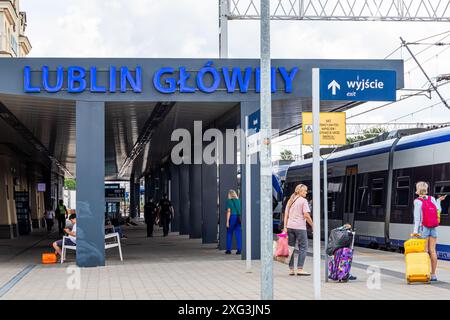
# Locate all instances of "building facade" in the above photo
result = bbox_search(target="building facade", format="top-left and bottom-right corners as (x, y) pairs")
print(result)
(0, 0), (31, 57)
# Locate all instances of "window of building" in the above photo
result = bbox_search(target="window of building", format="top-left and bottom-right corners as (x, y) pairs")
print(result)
(395, 177), (410, 207)
(371, 178), (384, 207)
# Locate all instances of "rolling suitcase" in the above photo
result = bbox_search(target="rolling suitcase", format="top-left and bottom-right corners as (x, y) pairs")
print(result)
(405, 252), (431, 284)
(404, 234), (431, 284)
(328, 231), (355, 282)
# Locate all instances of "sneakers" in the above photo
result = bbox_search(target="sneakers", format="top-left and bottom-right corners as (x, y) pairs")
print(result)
(348, 274), (357, 281)
(431, 274), (438, 281)
(225, 250), (231, 254)
(236, 251), (241, 255)
(297, 270), (311, 276)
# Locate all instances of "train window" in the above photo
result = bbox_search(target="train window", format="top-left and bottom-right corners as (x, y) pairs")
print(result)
(371, 178), (384, 207)
(440, 197), (450, 216)
(435, 184), (450, 194)
(395, 177), (410, 207)
(434, 183), (450, 215)
(397, 179), (410, 188)
(357, 187), (368, 213)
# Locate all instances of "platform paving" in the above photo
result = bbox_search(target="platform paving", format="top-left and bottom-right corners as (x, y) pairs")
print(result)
(0, 222), (449, 300)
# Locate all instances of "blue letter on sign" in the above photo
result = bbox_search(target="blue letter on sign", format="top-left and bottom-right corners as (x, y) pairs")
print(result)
(153, 67), (176, 94)
(120, 66), (142, 93)
(68, 66), (87, 93)
(42, 66), (64, 93)
(24, 66), (40, 93)
(90, 67), (106, 93)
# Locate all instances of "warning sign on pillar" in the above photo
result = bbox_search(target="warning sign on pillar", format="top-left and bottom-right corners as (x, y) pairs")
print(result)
(302, 112), (346, 145)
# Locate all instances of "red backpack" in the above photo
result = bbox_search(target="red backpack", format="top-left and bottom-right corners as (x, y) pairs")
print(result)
(418, 196), (439, 228)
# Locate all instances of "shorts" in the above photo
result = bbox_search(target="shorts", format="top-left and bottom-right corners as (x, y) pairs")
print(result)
(419, 226), (437, 239)
(55, 238), (76, 247)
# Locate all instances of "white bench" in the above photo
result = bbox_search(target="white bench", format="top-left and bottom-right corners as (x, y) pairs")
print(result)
(61, 232), (123, 263)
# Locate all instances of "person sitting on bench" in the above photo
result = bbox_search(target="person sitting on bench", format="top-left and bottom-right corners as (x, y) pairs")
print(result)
(52, 214), (76, 257)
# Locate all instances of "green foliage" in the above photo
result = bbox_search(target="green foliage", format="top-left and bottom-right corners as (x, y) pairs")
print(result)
(64, 178), (76, 190)
(346, 127), (387, 144)
(280, 149), (294, 160)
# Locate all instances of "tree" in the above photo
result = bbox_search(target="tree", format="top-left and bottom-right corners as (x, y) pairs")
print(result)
(346, 127), (387, 144)
(280, 149), (294, 160)
(64, 178), (76, 190)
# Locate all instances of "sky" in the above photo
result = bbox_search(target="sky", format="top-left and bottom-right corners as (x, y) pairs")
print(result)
(20, 0), (450, 159)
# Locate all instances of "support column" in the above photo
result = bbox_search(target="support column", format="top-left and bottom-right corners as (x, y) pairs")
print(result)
(201, 161), (217, 244)
(129, 174), (137, 219)
(241, 101), (261, 260)
(218, 131), (238, 250)
(76, 101), (105, 267)
(170, 165), (180, 232)
(179, 164), (190, 235)
(135, 182), (141, 218)
(189, 164), (202, 238)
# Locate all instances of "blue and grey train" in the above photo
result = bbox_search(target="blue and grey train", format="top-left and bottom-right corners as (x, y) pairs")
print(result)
(284, 127), (450, 260)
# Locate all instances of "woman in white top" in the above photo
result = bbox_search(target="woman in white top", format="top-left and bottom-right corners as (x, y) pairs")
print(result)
(45, 206), (55, 232)
(413, 181), (446, 281)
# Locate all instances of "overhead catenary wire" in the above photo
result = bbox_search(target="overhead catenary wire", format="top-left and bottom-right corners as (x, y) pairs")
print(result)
(404, 33), (450, 63)
(347, 80), (450, 120)
(386, 98), (450, 123)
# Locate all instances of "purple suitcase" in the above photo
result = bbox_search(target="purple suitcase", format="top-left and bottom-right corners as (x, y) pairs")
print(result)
(328, 247), (353, 281)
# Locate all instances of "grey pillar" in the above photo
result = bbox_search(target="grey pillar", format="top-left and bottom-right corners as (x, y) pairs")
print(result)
(241, 101), (261, 259)
(129, 175), (137, 219)
(179, 165), (190, 235)
(218, 132), (238, 250)
(202, 162), (218, 244)
(189, 164), (202, 238)
(170, 165), (180, 232)
(144, 175), (151, 202)
(76, 101), (105, 267)
(135, 182), (141, 218)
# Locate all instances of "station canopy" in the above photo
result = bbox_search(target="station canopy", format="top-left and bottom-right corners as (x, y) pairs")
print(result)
(0, 58), (404, 180)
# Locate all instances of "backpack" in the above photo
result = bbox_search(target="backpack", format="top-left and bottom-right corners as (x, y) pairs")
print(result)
(160, 199), (171, 215)
(326, 227), (353, 256)
(418, 196), (439, 228)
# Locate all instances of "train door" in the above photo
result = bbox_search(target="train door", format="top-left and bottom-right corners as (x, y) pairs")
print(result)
(343, 166), (358, 226)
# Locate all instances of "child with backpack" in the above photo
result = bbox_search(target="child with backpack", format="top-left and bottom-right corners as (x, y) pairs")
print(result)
(412, 181), (446, 281)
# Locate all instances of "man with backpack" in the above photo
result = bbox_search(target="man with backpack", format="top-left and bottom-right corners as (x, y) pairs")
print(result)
(412, 181), (446, 281)
(157, 194), (174, 237)
(54, 200), (68, 237)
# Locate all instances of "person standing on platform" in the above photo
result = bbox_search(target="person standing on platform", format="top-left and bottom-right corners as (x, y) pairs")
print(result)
(412, 181), (445, 282)
(55, 200), (68, 237)
(45, 205), (55, 232)
(157, 194), (174, 237)
(144, 198), (157, 237)
(225, 189), (242, 255)
(283, 184), (313, 276)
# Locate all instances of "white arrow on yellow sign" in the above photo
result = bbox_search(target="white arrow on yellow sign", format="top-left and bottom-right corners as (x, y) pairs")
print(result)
(302, 112), (346, 145)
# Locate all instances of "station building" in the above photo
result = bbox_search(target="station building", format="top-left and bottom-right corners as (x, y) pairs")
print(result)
(0, 57), (404, 267)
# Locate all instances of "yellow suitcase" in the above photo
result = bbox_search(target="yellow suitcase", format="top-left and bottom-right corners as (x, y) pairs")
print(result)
(405, 252), (431, 284)
(404, 238), (427, 254)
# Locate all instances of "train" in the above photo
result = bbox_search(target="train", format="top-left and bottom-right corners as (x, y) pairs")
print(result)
(283, 126), (450, 261)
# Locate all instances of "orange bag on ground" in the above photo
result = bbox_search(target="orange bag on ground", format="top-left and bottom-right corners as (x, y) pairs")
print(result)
(42, 253), (57, 264)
